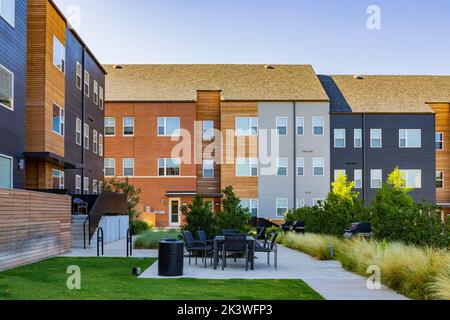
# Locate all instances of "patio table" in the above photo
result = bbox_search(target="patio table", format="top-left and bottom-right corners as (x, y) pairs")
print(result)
(213, 235), (256, 270)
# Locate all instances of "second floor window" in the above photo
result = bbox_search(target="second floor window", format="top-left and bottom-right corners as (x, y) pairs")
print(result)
(158, 158), (180, 176)
(84, 70), (90, 97)
(75, 118), (81, 145)
(99, 134), (104, 156)
(158, 117), (180, 137)
(399, 129), (421, 148)
(334, 129), (346, 148)
(313, 157), (325, 177)
(236, 158), (258, 177)
(105, 117), (115, 136)
(203, 160), (214, 179)
(83, 123), (89, 149)
(354, 129), (362, 148)
(400, 170), (422, 189)
(0, 65), (14, 110)
(53, 36), (65, 74)
(370, 129), (382, 148)
(296, 157), (304, 177)
(0, 0), (15, 27)
(371, 170), (383, 189)
(354, 169), (363, 189)
(296, 117), (304, 136)
(276, 198), (288, 217)
(52, 103), (65, 136)
(93, 180), (98, 195)
(436, 171), (444, 189)
(83, 177), (89, 194)
(236, 117), (258, 136)
(75, 175), (81, 194)
(93, 81), (99, 105)
(203, 120), (214, 141)
(104, 158), (115, 177)
(76, 62), (82, 90)
(277, 158), (288, 176)
(52, 169), (64, 189)
(276, 117), (288, 136)
(123, 117), (134, 136)
(436, 133), (444, 150)
(312, 117), (324, 136)
(123, 158), (134, 176)
(93, 130), (98, 154)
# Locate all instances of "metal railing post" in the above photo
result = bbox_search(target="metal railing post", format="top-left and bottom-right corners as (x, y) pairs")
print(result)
(97, 227), (104, 257)
(127, 228), (133, 257)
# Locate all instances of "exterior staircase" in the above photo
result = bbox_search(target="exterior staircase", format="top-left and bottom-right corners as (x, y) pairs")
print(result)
(71, 215), (96, 248)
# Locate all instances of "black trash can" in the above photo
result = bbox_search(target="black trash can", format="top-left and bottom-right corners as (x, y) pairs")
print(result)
(158, 239), (184, 276)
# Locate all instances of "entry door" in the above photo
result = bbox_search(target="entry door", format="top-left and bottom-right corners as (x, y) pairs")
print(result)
(169, 199), (181, 227)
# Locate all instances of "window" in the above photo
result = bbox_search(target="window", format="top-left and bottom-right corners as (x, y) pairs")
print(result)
(276, 198), (288, 217)
(277, 158), (288, 177)
(203, 120), (214, 141)
(0, 154), (13, 189)
(52, 170), (64, 189)
(370, 129), (382, 148)
(437, 171), (444, 189)
(0, 65), (13, 110)
(0, 0), (15, 27)
(354, 129), (362, 148)
(98, 181), (104, 193)
(93, 130), (98, 154)
(93, 80), (99, 105)
(334, 170), (346, 182)
(75, 118), (82, 145)
(52, 104), (65, 136)
(313, 198), (324, 206)
(76, 62), (82, 90)
(296, 199), (306, 209)
(354, 170), (363, 189)
(53, 36), (65, 73)
(400, 170), (422, 189)
(83, 177), (89, 194)
(276, 117), (288, 136)
(371, 170), (383, 189)
(235, 117), (258, 136)
(158, 117), (180, 137)
(104, 158), (115, 177)
(296, 157), (304, 177)
(93, 180), (98, 195)
(312, 117), (324, 136)
(75, 175), (81, 194)
(84, 70), (90, 97)
(203, 160), (214, 179)
(296, 117), (304, 136)
(334, 129), (346, 148)
(123, 117), (134, 136)
(313, 157), (325, 177)
(83, 123), (89, 149)
(99, 87), (104, 110)
(158, 158), (180, 176)
(105, 117), (115, 136)
(436, 133), (444, 150)
(241, 199), (258, 217)
(399, 129), (421, 148)
(236, 158), (258, 177)
(99, 134), (103, 157)
(123, 158), (134, 176)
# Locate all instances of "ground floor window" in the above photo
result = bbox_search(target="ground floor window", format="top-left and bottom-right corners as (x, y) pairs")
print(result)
(276, 198), (288, 217)
(436, 171), (444, 189)
(75, 175), (81, 194)
(84, 177), (89, 194)
(52, 169), (64, 189)
(241, 199), (258, 217)
(400, 170), (422, 189)
(0, 154), (13, 189)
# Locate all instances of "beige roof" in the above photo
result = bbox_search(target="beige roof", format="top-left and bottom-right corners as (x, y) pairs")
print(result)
(324, 75), (450, 113)
(104, 64), (329, 102)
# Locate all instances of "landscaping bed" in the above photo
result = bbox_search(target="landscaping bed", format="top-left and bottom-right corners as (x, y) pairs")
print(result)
(134, 229), (181, 249)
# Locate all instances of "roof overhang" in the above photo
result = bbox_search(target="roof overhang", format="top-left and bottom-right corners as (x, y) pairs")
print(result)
(24, 152), (78, 170)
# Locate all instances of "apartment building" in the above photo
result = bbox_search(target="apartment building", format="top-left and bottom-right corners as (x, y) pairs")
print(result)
(24, 0), (106, 194)
(0, 0), (27, 189)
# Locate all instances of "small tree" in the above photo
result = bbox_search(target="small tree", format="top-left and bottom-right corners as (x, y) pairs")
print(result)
(181, 195), (215, 238)
(104, 178), (142, 223)
(214, 186), (251, 233)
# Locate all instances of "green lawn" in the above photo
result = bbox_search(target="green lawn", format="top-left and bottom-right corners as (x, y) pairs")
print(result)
(0, 257), (323, 300)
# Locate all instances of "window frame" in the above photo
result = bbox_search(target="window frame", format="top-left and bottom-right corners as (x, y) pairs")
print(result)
(52, 36), (65, 74)
(75, 175), (81, 194)
(99, 87), (104, 110)
(83, 123), (89, 150)
(157, 117), (181, 137)
(436, 132), (444, 151)
(123, 158), (135, 177)
(276, 198), (289, 217)
(0, 153), (13, 189)
(51, 169), (65, 190)
(276, 116), (288, 136)
(52, 103), (65, 136)
(104, 158), (115, 177)
(334, 169), (346, 182)
(158, 158), (181, 177)
(296, 117), (304, 136)
(235, 158), (258, 177)
(400, 169), (422, 189)
(76, 62), (82, 90)
(370, 129), (382, 148)
(296, 157), (305, 177)
(436, 171), (444, 189)
(399, 129), (422, 148)
(312, 117), (325, 136)
(84, 70), (90, 97)
(202, 120), (214, 141)
(235, 117), (258, 137)
(104, 117), (115, 136)
(99, 134), (104, 157)
(334, 129), (346, 148)
(354, 169), (363, 189)
(313, 157), (325, 177)
(354, 129), (362, 148)
(296, 198), (306, 209)
(123, 117), (134, 137)
(0, 64), (14, 111)
(0, 0), (15, 27)
(371, 169), (383, 189)
(93, 179), (98, 195)
(276, 157), (289, 177)
(93, 80), (99, 105)
(241, 199), (259, 217)
(75, 118), (82, 145)
(202, 160), (215, 179)
(93, 129), (98, 154)
(83, 177), (89, 194)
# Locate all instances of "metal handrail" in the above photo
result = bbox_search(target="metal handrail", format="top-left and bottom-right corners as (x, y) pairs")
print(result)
(83, 214), (91, 250)
(126, 228), (133, 257)
(97, 227), (104, 257)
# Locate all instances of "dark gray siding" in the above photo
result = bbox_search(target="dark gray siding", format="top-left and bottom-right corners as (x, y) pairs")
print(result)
(331, 114), (436, 204)
(0, 0), (27, 189)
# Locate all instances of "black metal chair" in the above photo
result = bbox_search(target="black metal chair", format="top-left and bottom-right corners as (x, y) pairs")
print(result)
(182, 231), (212, 268)
(197, 230), (212, 245)
(256, 227), (266, 240)
(255, 232), (279, 270)
(222, 229), (237, 236)
(222, 234), (249, 271)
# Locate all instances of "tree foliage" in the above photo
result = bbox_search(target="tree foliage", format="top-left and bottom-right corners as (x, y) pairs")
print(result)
(104, 178), (142, 222)
(181, 195), (215, 238)
(214, 186), (251, 234)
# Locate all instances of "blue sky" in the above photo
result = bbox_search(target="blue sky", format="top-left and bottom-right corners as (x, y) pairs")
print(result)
(53, 0), (450, 75)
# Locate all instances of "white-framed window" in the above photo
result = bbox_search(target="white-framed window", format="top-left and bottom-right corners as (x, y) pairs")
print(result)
(84, 70), (90, 97)
(296, 198), (306, 209)
(312, 117), (324, 136)
(75, 118), (82, 145)
(0, 154), (13, 189)
(105, 117), (115, 136)
(235, 117), (258, 136)
(123, 117), (134, 136)
(203, 120), (214, 141)
(75, 175), (81, 194)
(76, 62), (82, 90)
(99, 134), (103, 157)
(0, 0), (15, 27)
(296, 117), (304, 136)
(0, 64), (14, 111)
(399, 129), (421, 148)
(436, 171), (444, 189)
(93, 80), (99, 105)
(203, 160), (214, 179)
(334, 129), (346, 148)
(123, 158), (134, 176)
(354, 129), (362, 148)
(158, 117), (180, 137)
(99, 87), (104, 110)
(313, 157), (325, 177)
(354, 169), (363, 189)
(400, 170), (422, 189)
(93, 130), (98, 154)
(277, 157), (288, 177)
(93, 180), (98, 195)
(370, 129), (382, 148)
(83, 123), (89, 149)
(241, 199), (258, 217)
(276, 198), (288, 217)
(371, 170), (383, 189)
(276, 116), (288, 136)
(98, 181), (104, 193)
(436, 133), (444, 150)
(334, 169), (346, 182)
(52, 36), (65, 74)
(52, 169), (64, 189)
(52, 103), (65, 136)
(158, 158), (180, 176)
(104, 158), (115, 177)
(83, 177), (89, 194)
(296, 157), (304, 177)
(236, 158), (258, 177)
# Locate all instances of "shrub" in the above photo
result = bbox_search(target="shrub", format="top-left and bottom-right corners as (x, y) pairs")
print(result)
(214, 186), (251, 234)
(131, 220), (152, 235)
(134, 229), (180, 249)
(181, 195), (216, 238)
(104, 177), (142, 225)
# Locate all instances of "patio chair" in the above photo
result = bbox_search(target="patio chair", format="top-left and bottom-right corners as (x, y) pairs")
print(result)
(256, 227), (266, 240)
(196, 230), (213, 245)
(222, 229), (237, 236)
(222, 234), (249, 271)
(254, 232), (279, 270)
(182, 231), (212, 268)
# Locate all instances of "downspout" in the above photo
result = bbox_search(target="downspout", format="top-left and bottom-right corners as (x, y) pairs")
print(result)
(362, 113), (366, 204)
(293, 102), (297, 208)
(81, 46), (86, 192)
